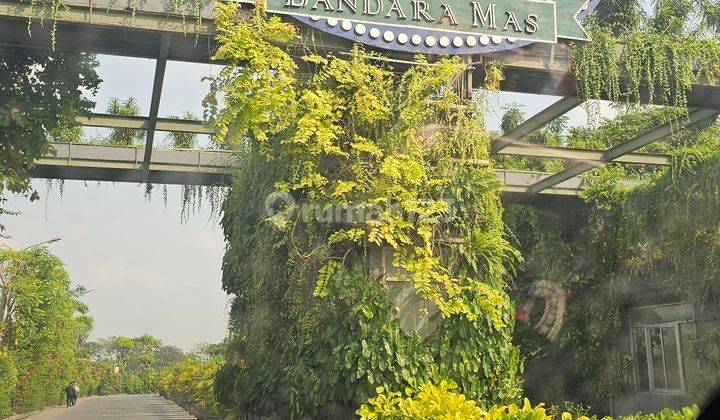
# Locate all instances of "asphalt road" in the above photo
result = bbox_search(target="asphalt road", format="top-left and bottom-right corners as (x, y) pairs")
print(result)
(25, 394), (197, 420)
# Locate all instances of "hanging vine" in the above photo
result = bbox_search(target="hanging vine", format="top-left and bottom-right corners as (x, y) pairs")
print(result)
(571, 25), (720, 109)
(21, 0), (210, 49)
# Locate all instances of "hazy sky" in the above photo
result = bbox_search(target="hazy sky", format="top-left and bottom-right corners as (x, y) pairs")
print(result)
(0, 50), (615, 350)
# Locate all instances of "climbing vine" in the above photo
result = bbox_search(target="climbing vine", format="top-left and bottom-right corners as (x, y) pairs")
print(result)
(210, 2), (521, 416)
(0, 47), (99, 230)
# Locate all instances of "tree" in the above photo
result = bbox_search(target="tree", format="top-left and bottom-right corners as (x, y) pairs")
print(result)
(105, 97), (144, 146)
(0, 246), (93, 413)
(88, 334), (180, 371)
(101, 336), (136, 371)
(164, 111), (199, 149)
(154, 345), (186, 368)
(192, 341), (225, 361)
(0, 48), (100, 228)
(131, 334), (161, 371)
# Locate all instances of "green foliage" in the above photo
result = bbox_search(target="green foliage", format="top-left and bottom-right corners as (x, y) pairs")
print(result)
(358, 380), (701, 420)
(574, 1), (720, 108)
(0, 350), (16, 417)
(0, 48), (99, 228)
(105, 97), (144, 146)
(164, 111), (199, 149)
(613, 406), (700, 420)
(484, 61), (505, 91)
(24, 0), (209, 48)
(159, 357), (225, 417)
(494, 106), (698, 176)
(357, 380), (489, 419)
(0, 246), (94, 414)
(211, 2), (521, 416)
(505, 120), (720, 411)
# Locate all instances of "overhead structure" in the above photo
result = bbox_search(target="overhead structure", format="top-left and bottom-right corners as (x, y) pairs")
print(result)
(140, 33), (172, 182)
(2, 0), (719, 199)
(490, 97), (583, 153)
(2, 0), (719, 106)
(77, 114), (214, 134)
(33, 143), (642, 198)
(73, 113), (673, 166)
(518, 108), (719, 200)
(498, 143), (670, 166)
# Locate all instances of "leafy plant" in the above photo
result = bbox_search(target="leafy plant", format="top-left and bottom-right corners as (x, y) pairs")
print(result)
(0, 48), (99, 230)
(573, 2), (720, 108)
(158, 357), (225, 416)
(358, 380), (701, 419)
(209, 2), (521, 416)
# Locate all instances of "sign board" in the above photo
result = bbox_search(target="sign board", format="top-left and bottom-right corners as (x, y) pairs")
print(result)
(263, 0), (599, 54)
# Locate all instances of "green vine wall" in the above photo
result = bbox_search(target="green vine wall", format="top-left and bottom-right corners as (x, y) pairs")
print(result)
(505, 120), (720, 412)
(209, 2), (521, 417)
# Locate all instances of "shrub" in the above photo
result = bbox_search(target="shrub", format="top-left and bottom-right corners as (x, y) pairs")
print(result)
(159, 357), (224, 416)
(0, 351), (16, 417)
(357, 380), (701, 420)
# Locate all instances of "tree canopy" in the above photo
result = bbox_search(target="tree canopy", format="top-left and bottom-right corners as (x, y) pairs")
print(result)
(0, 48), (99, 228)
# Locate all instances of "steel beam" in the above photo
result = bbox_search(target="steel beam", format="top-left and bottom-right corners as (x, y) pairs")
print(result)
(521, 108), (719, 198)
(491, 97), (583, 153)
(35, 143), (232, 186)
(0, 0), (213, 34)
(140, 33), (172, 182)
(35, 143), (643, 196)
(76, 113), (673, 165)
(77, 114), (215, 134)
(498, 143), (670, 165)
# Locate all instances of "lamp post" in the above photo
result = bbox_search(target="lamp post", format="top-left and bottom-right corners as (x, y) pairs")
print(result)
(22, 237), (61, 250)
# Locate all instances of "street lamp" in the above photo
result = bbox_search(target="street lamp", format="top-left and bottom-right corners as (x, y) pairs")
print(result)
(22, 237), (61, 250)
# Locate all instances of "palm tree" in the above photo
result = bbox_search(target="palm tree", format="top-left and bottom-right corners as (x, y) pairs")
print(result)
(105, 97), (144, 146)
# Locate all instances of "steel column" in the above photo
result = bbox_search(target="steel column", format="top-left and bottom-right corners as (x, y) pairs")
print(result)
(140, 33), (172, 182)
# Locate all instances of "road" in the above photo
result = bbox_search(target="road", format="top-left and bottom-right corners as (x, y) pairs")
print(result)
(25, 394), (197, 420)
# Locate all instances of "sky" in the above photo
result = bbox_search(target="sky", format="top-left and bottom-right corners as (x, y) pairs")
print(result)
(0, 47), (617, 350)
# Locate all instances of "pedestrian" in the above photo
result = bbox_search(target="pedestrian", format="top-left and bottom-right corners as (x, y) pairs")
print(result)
(72, 381), (80, 405)
(64, 382), (76, 407)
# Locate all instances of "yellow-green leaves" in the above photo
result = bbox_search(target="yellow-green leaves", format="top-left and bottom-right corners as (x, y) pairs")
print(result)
(314, 260), (341, 298)
(207, 1), (297, 147)
(328, 228), (366, 245)
(379, 155), (426, 187)
(290, 89), (345, 157)
(351, 136), (384, 158)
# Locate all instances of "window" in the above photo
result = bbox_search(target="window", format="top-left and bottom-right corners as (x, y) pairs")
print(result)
(632, 323), (692, 393)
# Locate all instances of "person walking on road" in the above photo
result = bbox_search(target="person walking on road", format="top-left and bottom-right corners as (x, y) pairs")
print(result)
(73, 382), (79, 405)
(64, 381), (77, 407)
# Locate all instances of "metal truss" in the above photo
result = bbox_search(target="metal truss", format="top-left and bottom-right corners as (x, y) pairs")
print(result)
(517, 108), (719, 200)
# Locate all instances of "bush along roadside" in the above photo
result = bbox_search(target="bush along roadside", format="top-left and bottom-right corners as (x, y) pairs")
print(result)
(358, 380), (701, 420)
(158, 357), (227, 419)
